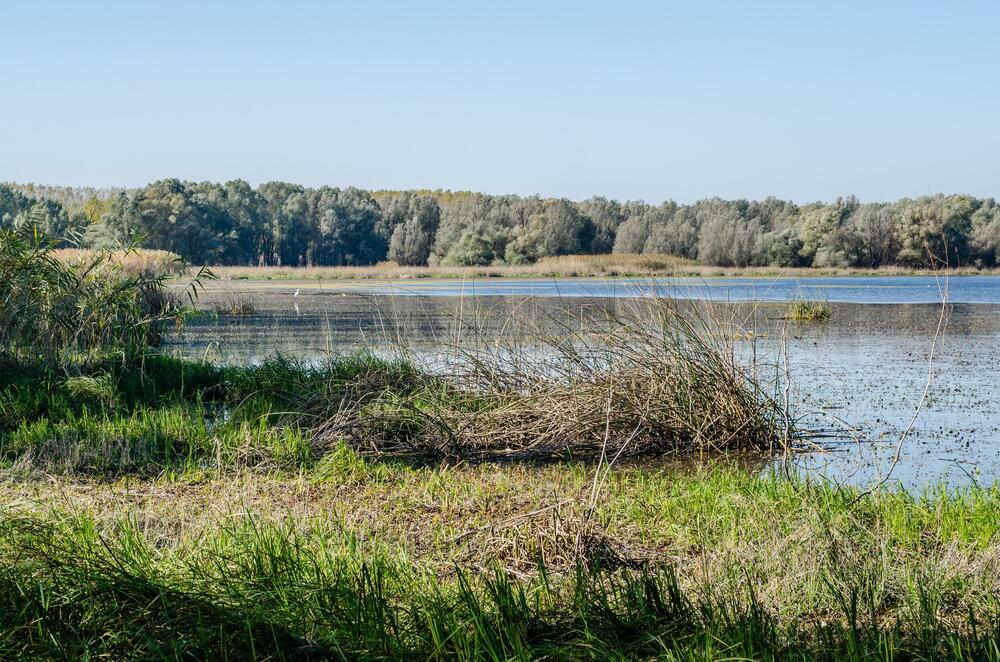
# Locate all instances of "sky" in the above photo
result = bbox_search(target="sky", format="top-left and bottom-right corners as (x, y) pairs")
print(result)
(2, 0), (999, 203)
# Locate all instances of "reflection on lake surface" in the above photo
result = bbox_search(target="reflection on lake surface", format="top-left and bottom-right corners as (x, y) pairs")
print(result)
(205, 274), (1000, 304)
(165, 277), (1000, 490)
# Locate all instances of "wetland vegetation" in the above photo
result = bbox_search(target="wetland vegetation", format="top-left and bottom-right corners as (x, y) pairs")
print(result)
(2, 225), (1000, 659)
(787, 299), (833, 322)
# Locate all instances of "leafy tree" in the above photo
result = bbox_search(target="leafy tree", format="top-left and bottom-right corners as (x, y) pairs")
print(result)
(613, 214), (653, 254)
(578, 196), (625, 253)
(970, 199), (1000, 266)
(527, 198), (595, 258)
(441, 230), (500, 266)
(643, 204), (696, 258)
(388, 196), (440, 266)
(896, 195), (977, 267)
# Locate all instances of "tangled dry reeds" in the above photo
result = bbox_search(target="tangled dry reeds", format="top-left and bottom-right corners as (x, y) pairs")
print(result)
(313, 299), (788, 460)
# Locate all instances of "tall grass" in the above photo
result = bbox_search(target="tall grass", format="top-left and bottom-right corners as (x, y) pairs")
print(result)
(0, 503), (997, 660)
(204, 253), (993, 281)
(317, 298), (788, 460)
(51, 247), (185, 276)
(787, 299), (832, 322)
(212, 293), (257, 316)
(0, 227), (185, 367)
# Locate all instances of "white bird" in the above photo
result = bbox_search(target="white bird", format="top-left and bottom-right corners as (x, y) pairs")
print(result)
(294, 289), (300, 297)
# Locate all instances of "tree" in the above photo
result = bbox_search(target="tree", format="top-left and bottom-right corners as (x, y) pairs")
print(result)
(441, 230), (501, 266)
(613, 214), (653, 254)
(642, 203), (695, 258)
(578, 196), (625, 253)
(525, 198), (595, 258)
(388, 196), (440, 266)
(895, 195), (976, 268)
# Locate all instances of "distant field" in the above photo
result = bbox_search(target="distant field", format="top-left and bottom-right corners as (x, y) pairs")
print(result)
(199, 253), (993, 280)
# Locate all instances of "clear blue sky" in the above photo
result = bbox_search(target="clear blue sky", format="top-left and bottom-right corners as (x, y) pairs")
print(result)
(2, 0), (998, 203)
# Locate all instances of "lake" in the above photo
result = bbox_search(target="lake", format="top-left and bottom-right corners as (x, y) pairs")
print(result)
(167, 276), (1000, 490)
(213, 274), (1000, 304)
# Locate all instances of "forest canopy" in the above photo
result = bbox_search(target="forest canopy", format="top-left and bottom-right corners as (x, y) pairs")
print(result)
(3, 180), (998, 269)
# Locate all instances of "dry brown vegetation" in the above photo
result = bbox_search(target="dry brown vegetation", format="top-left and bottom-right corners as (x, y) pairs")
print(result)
(52, 248), (185, 276)
(199, 252), (993, 281)
(315, 299), (786, 461)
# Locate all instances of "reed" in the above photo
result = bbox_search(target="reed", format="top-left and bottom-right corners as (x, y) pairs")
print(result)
(212, 293), (256, 316)
(51, 247), (185, 276)
(787, 299), (833, 322)
(0, 228), (188, 368)
(203, 254), (996, 281)
(315, 298), (788, 460)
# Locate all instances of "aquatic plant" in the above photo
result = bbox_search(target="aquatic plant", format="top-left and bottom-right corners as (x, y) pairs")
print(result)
(787, 299), (832, 322)
(0, 226), (183, 367)
(212, 293), (256, 317)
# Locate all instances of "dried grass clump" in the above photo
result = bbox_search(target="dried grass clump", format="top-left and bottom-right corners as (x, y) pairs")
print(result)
(212, 293), (256, 316)
(316, 299), (788, 460)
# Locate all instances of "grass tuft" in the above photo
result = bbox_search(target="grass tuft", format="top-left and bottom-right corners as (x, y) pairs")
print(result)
(787, 299), (832, 321)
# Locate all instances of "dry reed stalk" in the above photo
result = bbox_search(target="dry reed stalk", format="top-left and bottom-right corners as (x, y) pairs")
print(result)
(311, 296), (789, 461)
(51, 248), (184, 276)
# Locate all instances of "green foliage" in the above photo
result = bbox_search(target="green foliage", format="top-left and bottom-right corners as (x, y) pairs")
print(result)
(441, 229), (500, 266)
(1, 507), (998, 660)
(787, 299), (832, 322)
(0, 226), (177, 367)
(10, 181), (1000, 269)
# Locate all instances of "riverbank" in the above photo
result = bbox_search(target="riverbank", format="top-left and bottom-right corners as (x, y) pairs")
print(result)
(200, 253), (993, 281)
(2, 350), (999, 658)
(3, 460), (999, 659)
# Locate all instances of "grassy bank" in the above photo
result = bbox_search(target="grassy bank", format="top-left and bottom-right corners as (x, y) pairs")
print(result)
(201, 253), (990, 281)
(2, 465), (999, 659)
(4, 228), (1000, 659)
(2, 350), (999, 658)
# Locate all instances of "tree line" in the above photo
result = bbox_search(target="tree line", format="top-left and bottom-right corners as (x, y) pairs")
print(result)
(3, 179), (1000, 269)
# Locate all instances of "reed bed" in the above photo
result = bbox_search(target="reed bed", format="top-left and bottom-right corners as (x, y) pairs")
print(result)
(310, 298), (788, 461)
(51, 247), (184, 276)
(203, 253), (994, 281)
(1, 231), (177, 366)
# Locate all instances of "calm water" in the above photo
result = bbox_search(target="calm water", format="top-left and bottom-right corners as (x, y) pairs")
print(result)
(282, 275), (1000, 304)
(166, 276), (1000, 490)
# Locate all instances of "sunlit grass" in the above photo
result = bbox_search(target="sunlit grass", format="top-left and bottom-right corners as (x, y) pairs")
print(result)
(787, 299), (832, 321)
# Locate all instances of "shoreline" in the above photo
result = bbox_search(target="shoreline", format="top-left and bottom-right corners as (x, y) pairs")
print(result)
(193, 264), (1000, 282)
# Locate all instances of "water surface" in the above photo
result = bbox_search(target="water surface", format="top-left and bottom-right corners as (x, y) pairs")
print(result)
(167, 277), (1000, 490)
(216, 274), (1000, 304)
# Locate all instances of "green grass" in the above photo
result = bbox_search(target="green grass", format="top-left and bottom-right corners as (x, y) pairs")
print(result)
(4, 234), (999, 658)
(2, 468), (999, 660)
(787, 299), (833, 321)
